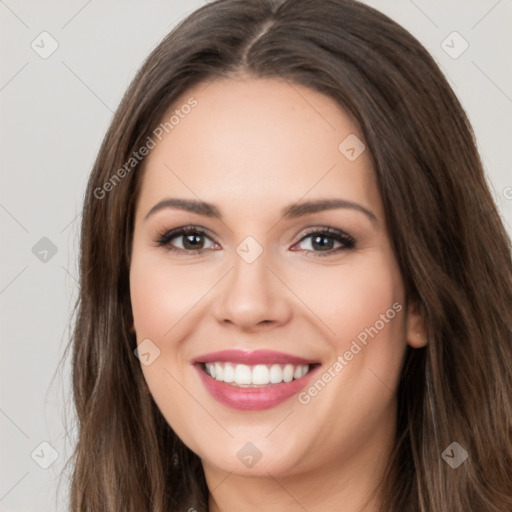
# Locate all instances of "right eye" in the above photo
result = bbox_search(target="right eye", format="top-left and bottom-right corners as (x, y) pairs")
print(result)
(154, 226), (221, 255)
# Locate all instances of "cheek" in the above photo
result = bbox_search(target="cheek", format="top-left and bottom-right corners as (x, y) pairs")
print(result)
(129, 249), (222, 408)
(288, 255), (406, 456)
(129, 251), (216, 338)
(288, 252), (405, 351)
(129, 252), (204, 437)
(289, 250), (407, 424)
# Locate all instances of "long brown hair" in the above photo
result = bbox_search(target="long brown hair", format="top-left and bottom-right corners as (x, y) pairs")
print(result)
(62, 0), (512, 510)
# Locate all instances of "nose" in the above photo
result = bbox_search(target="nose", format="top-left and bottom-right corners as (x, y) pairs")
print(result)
(212, 248), (293, 332)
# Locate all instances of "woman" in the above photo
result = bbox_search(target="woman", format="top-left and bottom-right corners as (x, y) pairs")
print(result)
(64, 0), (512, 510)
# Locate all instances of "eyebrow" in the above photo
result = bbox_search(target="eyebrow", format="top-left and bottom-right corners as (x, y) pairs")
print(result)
(144, 197), (377, 224)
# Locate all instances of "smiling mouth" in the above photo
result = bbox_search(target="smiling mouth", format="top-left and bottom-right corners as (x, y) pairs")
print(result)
(199, 362), (318, 387)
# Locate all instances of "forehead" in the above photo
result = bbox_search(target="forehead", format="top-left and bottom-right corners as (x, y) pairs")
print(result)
(137, 76), (381, 220)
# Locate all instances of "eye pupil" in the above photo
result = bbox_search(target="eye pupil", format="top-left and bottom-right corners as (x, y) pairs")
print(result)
(183, 233), (203, 250)
(312, 235), (334, 250)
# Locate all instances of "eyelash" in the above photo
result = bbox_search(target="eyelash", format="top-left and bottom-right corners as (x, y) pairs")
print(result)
(153, 225), (357, 258)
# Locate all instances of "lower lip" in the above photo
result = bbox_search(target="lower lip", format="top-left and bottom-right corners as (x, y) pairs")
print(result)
(194, 364), (320, 411)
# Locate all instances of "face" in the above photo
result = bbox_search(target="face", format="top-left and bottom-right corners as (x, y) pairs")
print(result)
(129, 76), (425, 479)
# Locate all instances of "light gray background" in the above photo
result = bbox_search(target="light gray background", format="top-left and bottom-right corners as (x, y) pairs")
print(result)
(1, 1), (511, 511)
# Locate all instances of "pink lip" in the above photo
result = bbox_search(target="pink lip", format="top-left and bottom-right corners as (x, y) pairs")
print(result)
(191, 349), (318, 365)
(191, 350), (321, 411)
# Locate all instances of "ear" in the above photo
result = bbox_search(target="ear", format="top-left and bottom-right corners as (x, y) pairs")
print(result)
(405, 299), (428, 348)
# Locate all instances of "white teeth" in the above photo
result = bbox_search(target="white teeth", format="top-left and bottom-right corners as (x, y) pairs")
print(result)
(214, 362), (223, 381)
(223, 362), (235, 383)
(269, 364), (283, 384)
(283, 364), (294, 383)
(206, 363), (216, 378)
(252, 364), (269, 385)
(234, 364), (252, 385)
(203, 362), (311, 386)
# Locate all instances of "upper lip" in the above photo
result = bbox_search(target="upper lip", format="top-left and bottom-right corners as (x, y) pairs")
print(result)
(191, 349), (319, 365)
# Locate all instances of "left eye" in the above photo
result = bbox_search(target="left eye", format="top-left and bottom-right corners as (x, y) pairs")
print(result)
(292, 228), (356, 254)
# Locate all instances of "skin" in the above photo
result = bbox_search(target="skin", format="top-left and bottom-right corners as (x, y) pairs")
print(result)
(129, 75), (427, 512)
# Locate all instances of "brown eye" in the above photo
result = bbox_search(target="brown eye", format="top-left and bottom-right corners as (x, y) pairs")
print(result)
(291, 227), (356, 256)
(155, 227), (220, 254)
